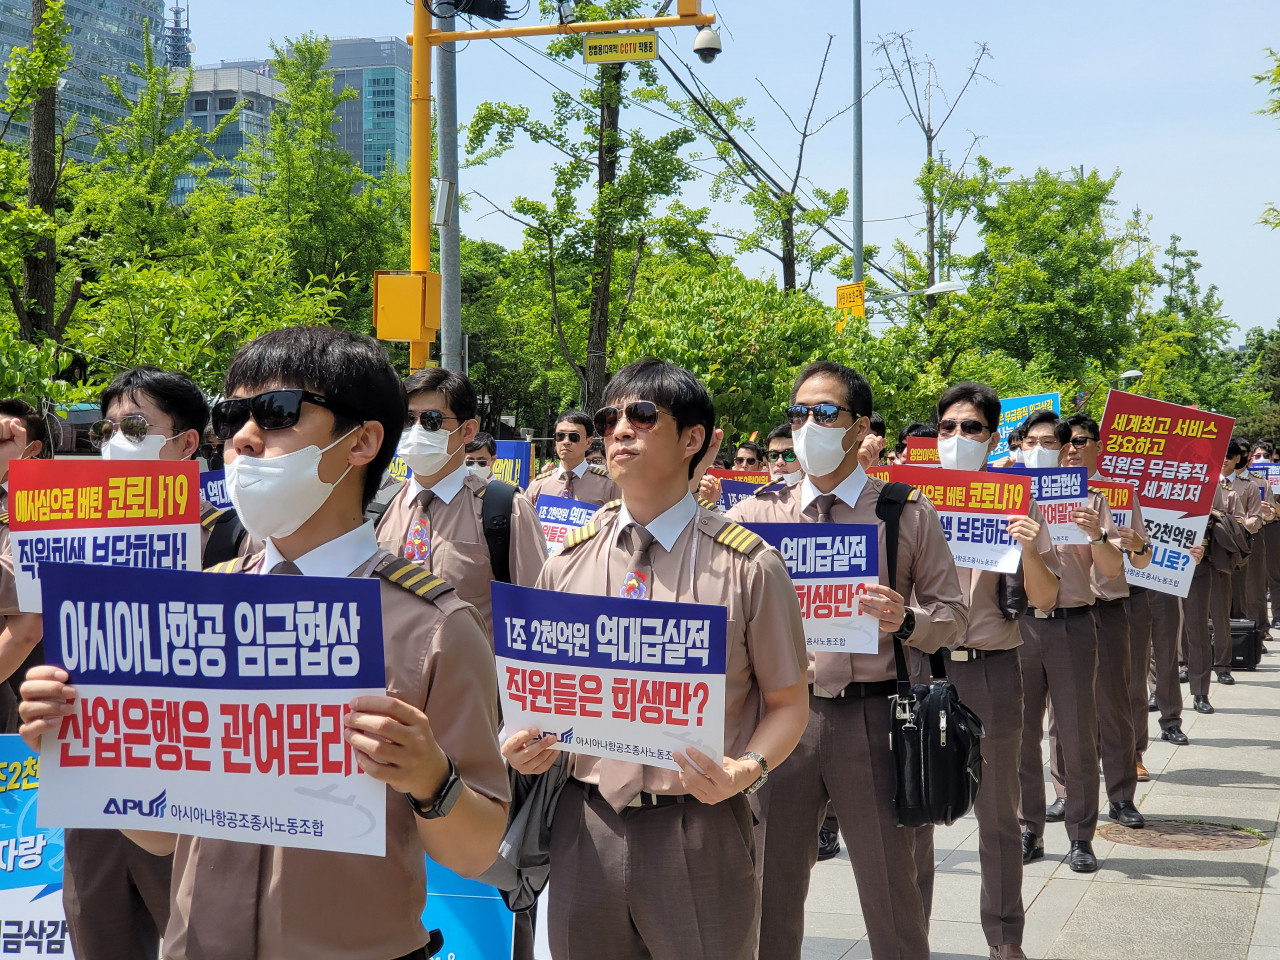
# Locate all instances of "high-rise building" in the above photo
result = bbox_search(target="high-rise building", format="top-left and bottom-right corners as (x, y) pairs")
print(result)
(327, 37), (411, 178)
(0, 0), (165, 162)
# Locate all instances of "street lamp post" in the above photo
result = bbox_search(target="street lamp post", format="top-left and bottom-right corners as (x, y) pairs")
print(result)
(865, 278), (967, 306)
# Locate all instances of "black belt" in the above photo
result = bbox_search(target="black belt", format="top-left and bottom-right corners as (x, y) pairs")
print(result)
(941, 646), (1013, 662)
(1127, 585), (1148, 596)
(809, 679), (898, 699)
(585, 782), (692, 809)
(1029, 604), (1093, 620)
(1095, 595), (1128, 608)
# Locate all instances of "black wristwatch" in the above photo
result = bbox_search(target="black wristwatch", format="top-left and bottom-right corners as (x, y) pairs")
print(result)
(406, 756), (463, 820)
(738, 751), (769, 795)
(1091, 529), (1108, 545)
(1132, 540), (1150, 557)
(893, 608), (916, 641)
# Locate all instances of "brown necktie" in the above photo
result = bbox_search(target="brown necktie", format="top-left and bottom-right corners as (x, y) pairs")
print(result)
(404, 489), (435, 568)
(269, 560), (302, 575)
(560, 471), (575, 499)
(814, 493), (837, 524)
(601, 524), (656, 811)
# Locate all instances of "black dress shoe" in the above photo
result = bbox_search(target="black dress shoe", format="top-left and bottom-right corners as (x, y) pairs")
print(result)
(1217, 671), (1235, 685)
(1179, 665), (1189, 683)
(1045, 797), (1066, 822)
(1108, 801), (1145, 828)
(1161, 725), (1190, 745)
(1022, 832), (1044, 864)
(817, 824), (841, 861)
(1148, 694), (1159, 712)
(1067, 840), (1098, 873)
(1193, 695), (1215, 714)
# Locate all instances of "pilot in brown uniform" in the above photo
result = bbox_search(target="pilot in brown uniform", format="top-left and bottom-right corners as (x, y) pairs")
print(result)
(906, 383), (1060, 960)
(1015, 409), (1124, 875)
(1221, 437), (1264, 683)
(728, 363), (967, 960)
(1045, 414), (1151, 834)
(504, 359), (809, 960)
(525, 408), (621, 507)
(1240, 457), (1276, 640)
(375, 368), (545, 633)
(20, 327), (510, 960)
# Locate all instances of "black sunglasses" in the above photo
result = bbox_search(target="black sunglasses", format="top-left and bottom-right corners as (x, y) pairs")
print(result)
(408, 410), (462, 432)
(938, 418), (989, 439)
(555, 431), (583, 444)
(766, 449), (798, 463)
(734, 456), (760, 467)
(1065, 435), (1097, 448)
(593, 401), (672, 437)
(211, 390), (367, 441)
(785, 403), (859, 429)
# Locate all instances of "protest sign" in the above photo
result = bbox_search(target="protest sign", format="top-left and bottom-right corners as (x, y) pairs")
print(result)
(0, 736), (69, 956)
(492, 582), (726, 771)
(37, 562), (387, 856)
(990, 392), (1060, 463)
(1089, 478), (1138, 529)
(9, 460), (203, 613)
(903, 437), (940, 467)
(424, 858), (517, 960)
(1098, 391), (1233, 598)
(535, 495), (598, 556)
(386, 455), (412, 485)
(200, 470), (233, 510)
(887, 465), (1031, 574)
(708, 467), (770, 485)
(494, 440), (533, 490)
(1250, 461), (1280, 497)
(743, 523), (880, 653)
(707, 468), (769, 512)
(990, 467), (1090, 545)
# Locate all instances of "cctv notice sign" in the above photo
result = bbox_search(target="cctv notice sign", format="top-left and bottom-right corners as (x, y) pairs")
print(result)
(492, 582), (726, 772)
(37, 563), (388, 856)
(1098, 391), (1233, 598)
(8, 459), (203, 613)
(583, 32), (657, 64)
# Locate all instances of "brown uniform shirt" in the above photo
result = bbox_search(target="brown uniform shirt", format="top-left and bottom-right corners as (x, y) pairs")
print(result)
(1051, 491), (1119, 609)
(727, 473), (967, 687)
(375, 469), (546, 634)
(537, 498), (808, 803)
(1090, 474), (1146, 602)
(1228, 472), (1264, 534)
(164, 548), (509, 960)
(526, 461), (620, 508)
(0, 519), (15, 617)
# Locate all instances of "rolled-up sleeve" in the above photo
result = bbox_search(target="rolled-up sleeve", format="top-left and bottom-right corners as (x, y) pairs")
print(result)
(903, 499), (968, 655)
(745, 549), (808, 692)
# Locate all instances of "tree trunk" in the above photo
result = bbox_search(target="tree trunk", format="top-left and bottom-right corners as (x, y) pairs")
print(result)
(781, 203), (797, 292)
(582, 63), (624, 413)
(22, 0), (58, 342)
(924, 131), (936, 319)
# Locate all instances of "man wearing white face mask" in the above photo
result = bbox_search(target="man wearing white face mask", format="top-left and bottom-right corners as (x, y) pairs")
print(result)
(464, 432), (497, 481)
(729, 362), (968, 960)
(375, 368), (545, 634)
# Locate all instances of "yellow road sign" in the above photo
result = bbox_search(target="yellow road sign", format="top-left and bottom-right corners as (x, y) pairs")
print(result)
(584, 33), (658, 64)
(836, 281), (866, 315)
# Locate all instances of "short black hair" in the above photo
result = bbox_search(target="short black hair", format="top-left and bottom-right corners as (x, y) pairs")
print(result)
(1056, 413), (1100, 445)
(466, 431), (496, 457)
(1023, 408), (1060, 433)
(1227, 434), (1250, 462)
(603, 358), (713, 479)
(767, 423), (792, 443)
(713, 454), (730, 469)
(404, 368), (477, 423)
(868, 412), (886, 438)
(735, 440), (764, 461)
(791, 362), (873, 421)
(901, 421), (939, 441)
(936, 382), (1001, 433)
(224, 327), (406, 509)
(1008, 425), (1027, 449)
(0, 398), (51, 459)
(586, 437), (605, 456)
(555, 409), (594, 437)
(1252, 440), (1275, 460)
(100, 366), (209, 441)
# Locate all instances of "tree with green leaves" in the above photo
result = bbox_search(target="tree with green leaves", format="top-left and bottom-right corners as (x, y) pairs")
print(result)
(1255, 48), (1280, 230)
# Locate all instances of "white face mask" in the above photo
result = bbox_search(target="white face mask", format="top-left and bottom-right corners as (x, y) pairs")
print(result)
(938, 434), (989, 472)
(225, 430), (356, 542)
(1011, 448), (1023, 464)
(101, 432), (175, 461)
(396, 424), (461, 478)
(792, 421), (855, 478)
(466, 463), (493, 481)
(1023, 445), (1061, 470)
(782, 467), (805, 486)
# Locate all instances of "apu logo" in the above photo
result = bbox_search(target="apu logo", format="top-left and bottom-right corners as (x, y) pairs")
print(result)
(558, 728), (574, 744)
(104, 789), (167, 818)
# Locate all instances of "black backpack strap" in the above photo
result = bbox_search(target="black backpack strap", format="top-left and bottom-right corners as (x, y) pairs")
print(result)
(876, 482), (944, 688)
(202, 509), (247, 568)
(482, 479), (519, 585)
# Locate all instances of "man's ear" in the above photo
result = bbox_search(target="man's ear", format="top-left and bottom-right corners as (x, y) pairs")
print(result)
(462, 419), (480, 445)
(177, 429), (201, 461)
(986, 432), (1000, 455)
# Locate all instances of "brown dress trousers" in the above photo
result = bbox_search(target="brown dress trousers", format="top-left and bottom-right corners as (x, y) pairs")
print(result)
(1125, 589), (1153, 756)
(1147, 590), (1184, 730)
(1265, 520), (1280, 624)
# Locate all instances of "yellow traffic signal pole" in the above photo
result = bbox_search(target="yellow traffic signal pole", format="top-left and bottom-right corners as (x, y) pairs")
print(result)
(375, 0), (716, 370)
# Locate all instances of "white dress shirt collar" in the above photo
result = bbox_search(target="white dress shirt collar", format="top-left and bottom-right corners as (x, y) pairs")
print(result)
(615, 492), (698, 553)
(800, 465), (868, 515)
(407, 462), (469, 504)
(561, 459), (589, 480)
(261, 521), (379, 578)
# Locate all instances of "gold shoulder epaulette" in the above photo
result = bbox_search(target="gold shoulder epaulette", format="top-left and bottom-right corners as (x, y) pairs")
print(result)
(589, 464), (610, 476)
(908, 488), (921, 501)
(697, 496), (718, 510)
(0, 512), (7, 525)
(200, 507), (227, 530)
(206, 558), (245, 574)
(537, 461), (556, 478)
(376, 557), (456, 602)
(563, 501), (619, 551)
(714, 521), (762, 555)
(753, 478), (785, 497)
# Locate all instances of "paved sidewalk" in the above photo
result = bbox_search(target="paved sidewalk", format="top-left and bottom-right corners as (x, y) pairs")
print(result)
(801, 650), (1280, 960)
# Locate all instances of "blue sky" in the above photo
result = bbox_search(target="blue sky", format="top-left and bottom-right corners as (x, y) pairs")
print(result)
(192, 0), (1280, 343)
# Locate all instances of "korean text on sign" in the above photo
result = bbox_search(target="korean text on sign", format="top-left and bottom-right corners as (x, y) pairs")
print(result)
(535, 495), (598, 556)
(904, 437), (940, 467)
(1098, 391), (1233, 598)
(37, 563), (388, 856)
(715, 478), (764, 513)
(743, 523), (880, 653)
(201, 469), (233, 510)
(990, 392), (1059, 463)
(492, 582), (727, 772)
(8, 460), (202, 614)
(887, 465), (1031, 574)
(990, 467), (1089, 545)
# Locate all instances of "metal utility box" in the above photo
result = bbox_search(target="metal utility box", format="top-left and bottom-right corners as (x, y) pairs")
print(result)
(373, 271), (442, 342)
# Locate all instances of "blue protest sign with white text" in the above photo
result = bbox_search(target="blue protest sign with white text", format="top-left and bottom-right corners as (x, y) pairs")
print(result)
(200, 470), (233, 510)
(990, 393), (1060, 462)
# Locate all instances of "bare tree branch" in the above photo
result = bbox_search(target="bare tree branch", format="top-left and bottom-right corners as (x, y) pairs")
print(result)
(935, 43), (992, 138)
(53, 275), (82, 340)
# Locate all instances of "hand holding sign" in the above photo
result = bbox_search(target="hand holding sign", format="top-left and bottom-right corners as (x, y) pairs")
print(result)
(345, 695), (451, 802)
(501, 728), (559, 776)
(672, 747), (758, 805)
(857, 584), (907, 633)
(1072, 505), (1104, 540)
(1006, 515), (1043, 546)
(16, 665), (76, 754)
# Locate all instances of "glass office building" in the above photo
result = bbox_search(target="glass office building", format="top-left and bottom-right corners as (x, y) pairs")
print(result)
(328, 37), (411, 178)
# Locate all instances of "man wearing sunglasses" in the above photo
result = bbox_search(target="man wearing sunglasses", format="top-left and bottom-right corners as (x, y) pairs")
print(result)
(727, 361), (967, 960)
(733, 440), (765, 471)
(502, 358), (809, 960)
(1014, 409), (1124, 875)
(585, 438), (607, 468)
(526, 409), (619, 507)
(375, 368), (545, 634)
(22, 326), (510, 960)
(764, 423), (803, 485)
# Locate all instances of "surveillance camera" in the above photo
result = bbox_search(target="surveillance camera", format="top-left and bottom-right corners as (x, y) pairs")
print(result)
(693, 26), (722, 64)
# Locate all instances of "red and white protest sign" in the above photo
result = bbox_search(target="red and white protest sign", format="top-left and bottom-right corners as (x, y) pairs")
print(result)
(1098, 391), (1233, 597)
(708, 467), (771, 486)
(903, 437), (941, 468)
(8, 460), (202, 613)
